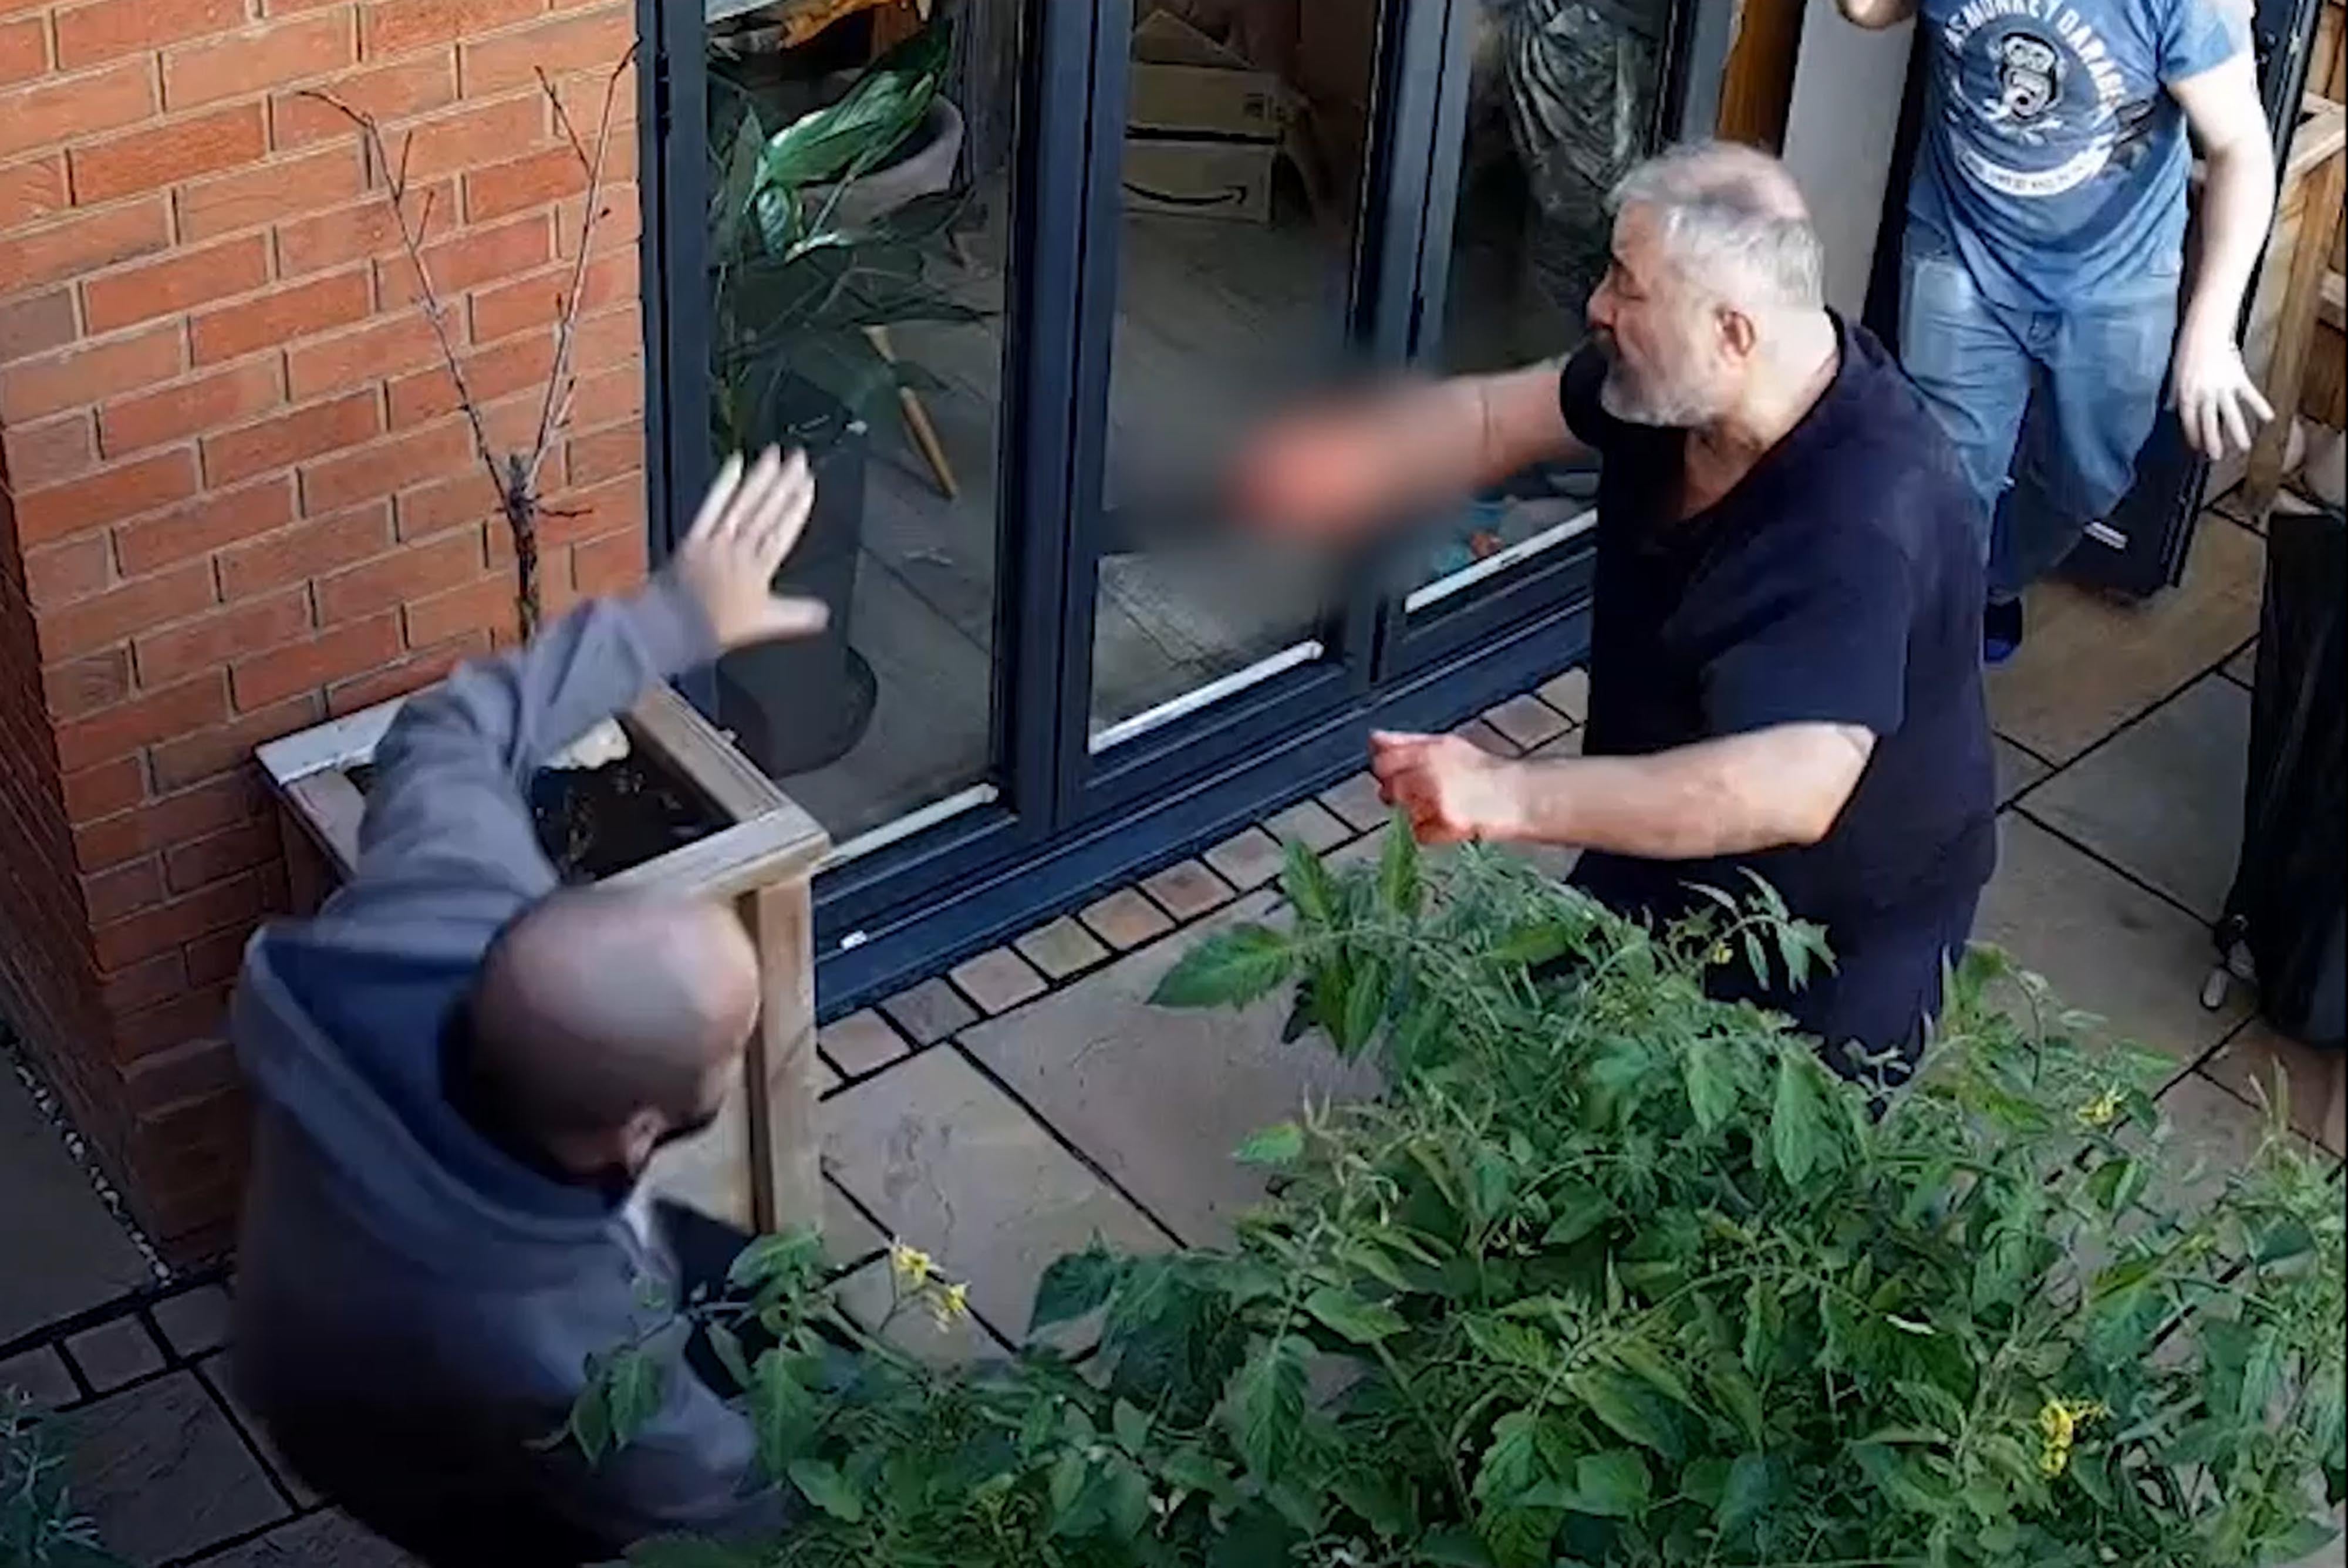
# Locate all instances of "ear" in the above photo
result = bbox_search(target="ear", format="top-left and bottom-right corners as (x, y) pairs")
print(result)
(1717, 304), (1759, 360)
(621, 1107), (667, 1169)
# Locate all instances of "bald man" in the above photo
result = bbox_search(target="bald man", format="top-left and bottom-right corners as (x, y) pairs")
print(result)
(1236, 143), (1996, 1085)
(229, 451), (825, 1566)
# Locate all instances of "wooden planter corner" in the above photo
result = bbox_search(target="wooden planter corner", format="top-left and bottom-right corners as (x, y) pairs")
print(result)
(255, 683), (831, 1239)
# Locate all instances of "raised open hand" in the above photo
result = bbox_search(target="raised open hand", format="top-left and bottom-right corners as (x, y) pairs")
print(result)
(669, 448), (829, 652)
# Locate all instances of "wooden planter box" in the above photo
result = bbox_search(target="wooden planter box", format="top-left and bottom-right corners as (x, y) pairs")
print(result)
(255, 683), (829, 1237)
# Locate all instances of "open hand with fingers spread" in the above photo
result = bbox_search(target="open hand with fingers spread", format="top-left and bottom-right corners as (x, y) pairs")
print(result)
(669, 448), (829, 653)
(2172, 325), (2275, 461)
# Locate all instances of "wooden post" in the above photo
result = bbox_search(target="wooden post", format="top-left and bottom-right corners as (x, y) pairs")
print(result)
(743, 879), (823, 1235)
(2245, 129), (2346, 522)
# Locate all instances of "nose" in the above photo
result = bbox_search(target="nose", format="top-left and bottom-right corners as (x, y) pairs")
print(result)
(1586, 280), (1615, 335)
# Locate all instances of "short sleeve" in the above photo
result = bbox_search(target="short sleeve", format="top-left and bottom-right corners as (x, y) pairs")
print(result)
(2161, 0), (2246, 83)
(1559, 346), (1634, 453)
(1698, 523), (1914, 741)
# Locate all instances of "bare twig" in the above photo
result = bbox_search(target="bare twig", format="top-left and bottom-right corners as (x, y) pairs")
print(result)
(302, 43), (636, 640)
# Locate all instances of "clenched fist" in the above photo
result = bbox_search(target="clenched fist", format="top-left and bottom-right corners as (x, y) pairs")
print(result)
(1369, 731), (1527, 845)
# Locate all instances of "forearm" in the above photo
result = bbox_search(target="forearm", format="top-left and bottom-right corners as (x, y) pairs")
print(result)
(1496, 737), (1849, 859)
(2182, 142), (2276, 343)
(1381, 363), (1585, 508)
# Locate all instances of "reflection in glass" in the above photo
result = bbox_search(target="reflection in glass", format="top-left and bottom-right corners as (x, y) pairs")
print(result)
(1412, 0), (1668, 596)
(1086, 3), (1389, 744)
(703, 1), (1021, 847)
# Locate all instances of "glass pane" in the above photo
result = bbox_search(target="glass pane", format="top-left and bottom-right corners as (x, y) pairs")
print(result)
(1408, 0), (1667, 599)
(1087, 3), (1388, 744)
(704, 1), (1023, 845)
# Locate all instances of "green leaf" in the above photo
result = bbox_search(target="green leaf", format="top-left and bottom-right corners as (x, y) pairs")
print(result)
(1230, 1333), (1309, 1479)
(1418, 1532), (1499, 1567)
(1048, 1449), (1088, 1516)
(1717, 1453), (1776, 1533)
(1570, 1449), (1651, 1517)
(748, 1349), (818, 1478)
(1377, 820), (1423, 916)
(1280, 838), (1340, 925)
(567, 1377), (611, 1464)
(1152, 924), (1295, 1009)
(603, 1347), (664, 1448)
(726, 1229), (824, 1291)
(1112, 1398), (1151, 1456)
(705, 1323), (751, 1394)
(787, 1458), (865, 1523)
(1304, 1286), (1407, 1344)
(1492, 922), (1576, 969)
(1234, 1121), (1306, 1168)
(1473, 1411), (1549, 1507)
(1540, 1179), (1614, 1246)
(629, 1539), (766, 1568)
(1568, 1369), (1682, 1459)
(1682, 1034), (1738, 1132)
(1769, 1049), (1835, 1187)
(1031, 1245), (1125, 1330)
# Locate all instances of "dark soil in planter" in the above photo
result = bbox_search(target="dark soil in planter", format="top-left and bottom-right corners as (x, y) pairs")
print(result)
(347, 750), (726, 886)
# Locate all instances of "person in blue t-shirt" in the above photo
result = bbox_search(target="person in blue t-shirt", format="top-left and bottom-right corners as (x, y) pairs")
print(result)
(1841, 0), (2276, 660)
(1229, 143), (1996, 1088)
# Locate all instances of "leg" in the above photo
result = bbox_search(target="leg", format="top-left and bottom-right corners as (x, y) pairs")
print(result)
(1897, 231), (2036, 570)
(1802, 893), (1982, 1097)
(1999, 284), (2179, 598)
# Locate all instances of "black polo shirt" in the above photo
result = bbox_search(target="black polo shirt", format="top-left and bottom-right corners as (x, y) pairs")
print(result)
(1559, 315), (1996, 951)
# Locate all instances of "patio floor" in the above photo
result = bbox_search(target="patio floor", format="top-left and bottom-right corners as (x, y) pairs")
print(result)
(2, 498), (2342, 1564)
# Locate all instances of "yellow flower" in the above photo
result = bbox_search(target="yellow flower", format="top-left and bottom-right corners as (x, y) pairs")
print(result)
(1711, 944), (1732, 966)
(889, 1240), (934, 1286)
(929, 1280), (970, 1328)
(2036, 1397), (2107, 1476)
(2076, 1088), (2124, 1128)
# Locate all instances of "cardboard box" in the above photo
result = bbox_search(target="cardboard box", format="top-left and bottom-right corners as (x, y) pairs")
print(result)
(1122, 137), (1277, 223)
(1129, 7), (1286, 140)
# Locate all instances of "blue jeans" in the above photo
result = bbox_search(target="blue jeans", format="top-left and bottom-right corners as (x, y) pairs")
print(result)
(1898, 227), (2180, 602)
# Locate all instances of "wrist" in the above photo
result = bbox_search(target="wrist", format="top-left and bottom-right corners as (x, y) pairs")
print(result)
(1477, 759), (1543, 843)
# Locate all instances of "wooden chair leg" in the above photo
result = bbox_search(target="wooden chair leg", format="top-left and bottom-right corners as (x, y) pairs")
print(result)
(865, 325), (960, 501)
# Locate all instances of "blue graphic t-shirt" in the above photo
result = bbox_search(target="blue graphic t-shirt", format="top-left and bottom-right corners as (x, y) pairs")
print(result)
(1908, 0), (2244, 309)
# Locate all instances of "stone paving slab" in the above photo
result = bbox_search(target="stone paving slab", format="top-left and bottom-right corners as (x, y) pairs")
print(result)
(0, 1344), (78, 1406)
(2204, 1017), (2348, 1157)
(2022, 673), (2249, 922)
(821, 1047), (1168, 1344)
(197, 1509), (420, 1566)
(961, 895), (1382, 1250)
(67, 1370), (288, 1563)
(0, 1068), (151, 1341)
(1974, 813), (2248, 1065)
(1993, 736), (2049, 804)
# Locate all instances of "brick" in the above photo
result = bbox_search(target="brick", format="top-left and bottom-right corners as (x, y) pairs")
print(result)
(134, 588), (311, 687)
(203, 389), (381, 487)
(275, 177), (451, 278)
(231, 611), (399, 709)
(400, 571), (511, 648)
(1204, 826), (1284, 890)
(61, 756), (147, 822)
(547, 64), (636, 138)
(69, 103), (269, 205)
(286, 312), (444, 399)
(0, 197), (171, 296)
(37, 559), (217, 663)
(0, 323), (183, 426)
(164, 817), (275, 892)
(1483, 693), (1569, 751)
(878, 979), (974, 1047)
(462, 140), (603, 226)
(949, 947), (1047, 1015)
(1141, 860), (1234, 922)
(460, 8), (631, 97)
(41, 647), (131, 719)
(150, 691), (318, 789)
(0, 153), (67, 230)
(22, 536), (112, 609)
(190, 268), (370, 365)
(92, 869), (263, 972)
(555, 178), (640, 258)
(0, 15), (46, 86)
(152, 1284), (234, 1355)
(100, 360), (284, 458)
(14, 450), (200, 549)
(386, 329), (548, 428)
(54, 671), (227, 774)
(470, 250), (629, 343)
(1264, 799), (1350, 854)
(164, 10), (355, 109)
(269, 52), (458, 149)
(378, 211), (552, 307)
(72, 771), (262, 872)
(394, 467), (498, 539)
(217, 500), (393, 597)
(183, 925), (248, 986)
(568, 527), (641, 595)
(1079, 888), (1173, 950)
(83, 234), (272, 335)
(115, 476), (298, 576)
(315, 530), (481, 623)
(55, 0), (243, 69)
(326, 626), (481, 713)
(102, 950), (192, 1013)
(176, 143), (365, 241)
(564, 420), (640, 488)
(3, 412), (97, 489)
(818, 1010), (909, 1077)
(1014, 917), (1109, 980)
(1318, 771), (1388, 832)
(0, 290), (77, 365)
(83, 855), (163, 923)
(361, 0), (541, 59)
(299, 417), (473, 515)
(397, 95), (546, 187)
(562, 360), (640, 433)
(65, 1317), (163, 1391)
(0, 59), (156, 162)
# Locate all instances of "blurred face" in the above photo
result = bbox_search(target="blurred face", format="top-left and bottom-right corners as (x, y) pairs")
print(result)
(1585, 204), (1738, 428)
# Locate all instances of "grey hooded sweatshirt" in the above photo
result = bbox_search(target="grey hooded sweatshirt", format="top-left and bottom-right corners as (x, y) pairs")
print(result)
(228, 579), (783, 1566)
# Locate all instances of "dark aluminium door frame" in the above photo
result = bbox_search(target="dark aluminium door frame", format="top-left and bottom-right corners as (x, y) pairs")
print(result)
(639, 0), (1736, 1021)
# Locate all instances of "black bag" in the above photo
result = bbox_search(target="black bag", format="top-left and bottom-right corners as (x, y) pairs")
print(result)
(2212, 501), (2347, 1050)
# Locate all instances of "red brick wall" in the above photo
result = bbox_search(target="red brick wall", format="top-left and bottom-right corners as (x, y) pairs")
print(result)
(0, 0), (652, 1260)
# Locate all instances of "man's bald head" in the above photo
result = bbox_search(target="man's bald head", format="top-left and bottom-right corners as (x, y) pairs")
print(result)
(468, 889), (760, 1168)
(1609, 141), (1824, 315)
